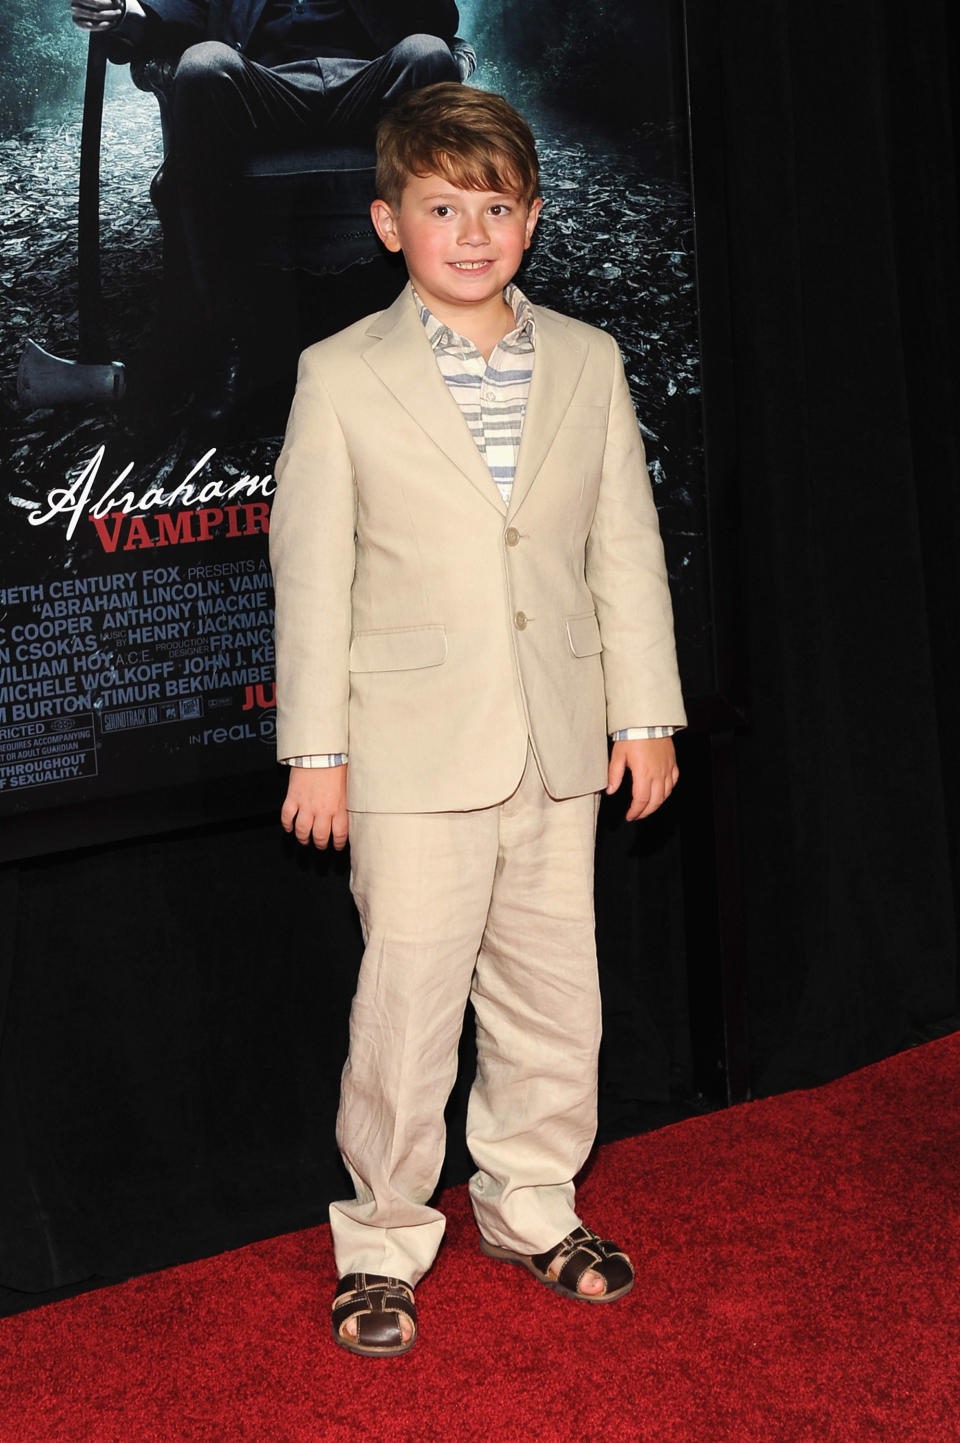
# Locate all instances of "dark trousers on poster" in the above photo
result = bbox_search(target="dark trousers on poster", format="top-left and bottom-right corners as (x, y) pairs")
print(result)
(167, 35), (458, 335)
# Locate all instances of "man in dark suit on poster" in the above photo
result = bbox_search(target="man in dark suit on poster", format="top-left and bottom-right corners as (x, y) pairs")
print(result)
(70, 0), (469, 416)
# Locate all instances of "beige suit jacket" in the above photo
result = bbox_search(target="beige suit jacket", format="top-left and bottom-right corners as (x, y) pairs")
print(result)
(270, 284), (686, 812)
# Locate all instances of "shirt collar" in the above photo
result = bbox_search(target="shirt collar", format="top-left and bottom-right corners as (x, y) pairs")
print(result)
(413, 282), (536, 354)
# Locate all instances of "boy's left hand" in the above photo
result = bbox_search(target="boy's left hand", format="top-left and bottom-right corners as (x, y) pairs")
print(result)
(606, 737), (679, 820)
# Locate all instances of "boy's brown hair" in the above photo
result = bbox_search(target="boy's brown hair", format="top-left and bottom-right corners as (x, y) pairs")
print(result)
(375, 82), (540, 209)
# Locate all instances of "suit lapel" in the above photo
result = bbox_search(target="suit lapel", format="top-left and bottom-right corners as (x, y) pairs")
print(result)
(508, 304), (589, 518)
(364, 287), (507, 514)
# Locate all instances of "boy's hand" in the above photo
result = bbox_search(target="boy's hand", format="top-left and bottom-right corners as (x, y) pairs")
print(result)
(606, 737), (678, 820)
(281, 764), (349, 849)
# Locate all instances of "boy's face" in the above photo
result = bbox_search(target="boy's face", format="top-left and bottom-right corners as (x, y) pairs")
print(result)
(371, 173), (542, 324)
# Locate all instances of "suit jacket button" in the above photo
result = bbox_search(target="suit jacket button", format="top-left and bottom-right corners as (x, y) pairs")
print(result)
(505, 527), (520, 547)
(514, 610), (527, 630)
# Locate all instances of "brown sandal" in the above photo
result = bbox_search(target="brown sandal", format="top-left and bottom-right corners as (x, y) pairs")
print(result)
(479, 1224), (635, 1303)
(331, 1273), (418, 1357)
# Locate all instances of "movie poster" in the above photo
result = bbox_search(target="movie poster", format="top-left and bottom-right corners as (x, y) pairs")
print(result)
(0, 0), (706, 853)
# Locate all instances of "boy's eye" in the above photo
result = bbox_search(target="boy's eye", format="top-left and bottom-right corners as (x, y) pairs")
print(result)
(489, 205), (509, 216)
(433, 205), (451, 217)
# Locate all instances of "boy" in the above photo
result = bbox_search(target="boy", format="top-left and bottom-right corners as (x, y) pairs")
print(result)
(270, 83), (686, 1357)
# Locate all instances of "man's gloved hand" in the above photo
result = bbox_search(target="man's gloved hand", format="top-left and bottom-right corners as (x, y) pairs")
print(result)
(451, 38), (477, 81)
(70, 0), (127, 31)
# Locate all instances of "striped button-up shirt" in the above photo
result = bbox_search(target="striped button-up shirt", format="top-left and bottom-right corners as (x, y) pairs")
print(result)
(416, 282), (534, 506)
(283, 285), (673, 766)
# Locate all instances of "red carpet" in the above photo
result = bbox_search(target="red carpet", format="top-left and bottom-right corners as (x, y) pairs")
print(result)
(2, 1033), (959, 1442)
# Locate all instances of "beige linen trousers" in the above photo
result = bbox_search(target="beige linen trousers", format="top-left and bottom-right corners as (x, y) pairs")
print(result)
(329, 747), (600, 1286)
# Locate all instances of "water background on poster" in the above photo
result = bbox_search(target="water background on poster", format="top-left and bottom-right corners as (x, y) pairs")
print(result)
(0, 0), (707, 838)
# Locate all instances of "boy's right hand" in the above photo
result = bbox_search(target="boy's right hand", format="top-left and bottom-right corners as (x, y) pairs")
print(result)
(281, 765), (349, 850)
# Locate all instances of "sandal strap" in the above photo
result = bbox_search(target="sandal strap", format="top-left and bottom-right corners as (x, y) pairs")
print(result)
(332, 1273), (417, 1350)
(532, 1225), (633, 1295)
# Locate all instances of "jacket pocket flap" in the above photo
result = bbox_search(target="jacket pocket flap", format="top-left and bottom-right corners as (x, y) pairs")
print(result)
(349, 626), (447, 673)
(565, 612), (602, 657)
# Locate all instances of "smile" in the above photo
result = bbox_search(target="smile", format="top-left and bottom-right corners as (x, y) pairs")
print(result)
(451, 260), (492, 270)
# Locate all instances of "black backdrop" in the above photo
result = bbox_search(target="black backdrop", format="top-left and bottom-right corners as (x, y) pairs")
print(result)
(2, 0), (960, 1310)
(686, 0), (960, 1092)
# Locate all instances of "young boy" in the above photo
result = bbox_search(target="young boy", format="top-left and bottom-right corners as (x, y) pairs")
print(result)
(270, 83), (686, 1357)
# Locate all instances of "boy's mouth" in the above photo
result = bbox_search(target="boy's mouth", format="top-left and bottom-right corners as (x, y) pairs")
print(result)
(451, 260), (492, 270)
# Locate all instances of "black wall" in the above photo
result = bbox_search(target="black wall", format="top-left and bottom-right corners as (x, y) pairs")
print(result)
(687, 0), (960, 1091)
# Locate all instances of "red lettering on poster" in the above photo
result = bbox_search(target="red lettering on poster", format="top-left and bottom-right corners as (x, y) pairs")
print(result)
(89, 506), (271, 553)
(241, 682), (277, 710)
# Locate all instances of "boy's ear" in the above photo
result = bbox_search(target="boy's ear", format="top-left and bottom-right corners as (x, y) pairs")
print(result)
(370, 199), (402, 253)
(524, 197), (543, 249)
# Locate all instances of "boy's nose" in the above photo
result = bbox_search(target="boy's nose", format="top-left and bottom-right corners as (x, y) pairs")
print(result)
(458, 213), (490, 245)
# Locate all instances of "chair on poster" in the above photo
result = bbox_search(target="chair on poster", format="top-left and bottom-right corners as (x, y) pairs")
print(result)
(131, 41), (477, 341)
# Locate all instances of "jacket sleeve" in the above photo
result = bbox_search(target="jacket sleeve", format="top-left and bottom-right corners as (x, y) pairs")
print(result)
(270, 349), (358, 762)
(346, 0), (459, 49)
(104, 0), (207, 64)
(585, 337), (687, 732)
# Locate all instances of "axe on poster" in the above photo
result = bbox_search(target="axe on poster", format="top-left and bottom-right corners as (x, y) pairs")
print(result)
(17, 34), (126, 408)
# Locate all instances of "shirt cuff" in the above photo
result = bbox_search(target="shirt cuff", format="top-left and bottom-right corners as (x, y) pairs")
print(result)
(113, 0), (147, 38)
(280, 754), (348, 767)
(611, 726), (678, 740)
